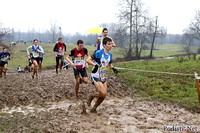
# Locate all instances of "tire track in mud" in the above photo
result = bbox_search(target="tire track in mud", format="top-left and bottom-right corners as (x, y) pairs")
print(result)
(0, 69), (200, 132)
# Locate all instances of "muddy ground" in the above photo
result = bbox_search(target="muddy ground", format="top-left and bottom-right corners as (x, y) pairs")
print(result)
(0, 69), (200, 133)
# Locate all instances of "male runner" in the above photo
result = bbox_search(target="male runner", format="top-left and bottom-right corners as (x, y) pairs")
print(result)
(96, 28), (116, 50)
(0, 48), (10, 78)
(53, 37), (67, 74)
(87, 37), (118, 112)
(66, 40), (89, 98)
(27, 39), (44, 79)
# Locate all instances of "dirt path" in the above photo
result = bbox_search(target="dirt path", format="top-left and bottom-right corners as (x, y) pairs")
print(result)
(0, 69), (200, 132)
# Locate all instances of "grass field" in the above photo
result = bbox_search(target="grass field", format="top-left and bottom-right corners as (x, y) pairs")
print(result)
(111, 55), (200, 111)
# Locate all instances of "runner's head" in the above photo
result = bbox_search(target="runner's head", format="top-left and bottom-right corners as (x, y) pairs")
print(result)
(33, 39), (38, 46)
(102, 28), (108, 37)
(58, 37), (62, 43)
(77, 40), (84, 49)
(103, 37), (112, 51)
(3, 48), (7, 53)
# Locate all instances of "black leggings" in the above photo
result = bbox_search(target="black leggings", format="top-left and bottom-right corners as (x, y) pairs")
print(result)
(56, 56), (64, 70)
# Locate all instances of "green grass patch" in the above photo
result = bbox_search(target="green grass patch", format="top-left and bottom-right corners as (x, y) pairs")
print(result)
(112, 56), (200, 111)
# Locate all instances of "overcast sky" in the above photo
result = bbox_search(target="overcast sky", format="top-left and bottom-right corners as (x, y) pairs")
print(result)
(0, 0), (199, 34)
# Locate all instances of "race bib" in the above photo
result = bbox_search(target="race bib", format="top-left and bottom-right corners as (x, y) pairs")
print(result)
(100, 66), (107, 79)
(1, 57), (8, 62)
(33, 52), (39, 57)
(74, 57), (83, 66)
(57, 51), (63, 55)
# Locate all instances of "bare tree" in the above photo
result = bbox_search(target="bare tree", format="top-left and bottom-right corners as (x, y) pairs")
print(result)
(0, 23), (10, 45)
(182, 9), (200, 52)
(50, 21), (59, 43)
(188, 10), (200, 41)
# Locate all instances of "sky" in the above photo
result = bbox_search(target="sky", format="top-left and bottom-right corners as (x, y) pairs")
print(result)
(0, 0), (199, 34)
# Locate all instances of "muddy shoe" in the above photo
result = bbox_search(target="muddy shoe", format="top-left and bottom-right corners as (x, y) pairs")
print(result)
(32, 75), (34, 79)
(36, 75), (38, 79)
(87, 96), (93, 107)
(90, 108), (97, 113)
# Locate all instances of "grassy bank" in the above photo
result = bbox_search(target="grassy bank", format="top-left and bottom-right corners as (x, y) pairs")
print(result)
(112, 56), (200, 111)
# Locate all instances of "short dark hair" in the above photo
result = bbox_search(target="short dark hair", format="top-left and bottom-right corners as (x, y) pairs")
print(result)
(33, 39), (38, 42)
(77, 40), (84, 45)
(102, 28), (108, 33)
(103, 37), (112, 45)
(58, 37), (62, 41)
(3, 47), (6, 50)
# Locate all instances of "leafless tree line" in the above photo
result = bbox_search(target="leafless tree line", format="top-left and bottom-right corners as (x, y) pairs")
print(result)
(182, 10), (200, 53)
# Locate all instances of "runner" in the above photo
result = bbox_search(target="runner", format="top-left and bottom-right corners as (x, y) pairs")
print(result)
(39, 52), (45, 70)
(27, 53), (33, 72)
(96, 28), (116, 51)
(87, 37), (118, 112)
(53, 37), (66, 74)
(66, 40), (90, 98)
(27, 39), (44, 79)
(0, 48), (10, 78)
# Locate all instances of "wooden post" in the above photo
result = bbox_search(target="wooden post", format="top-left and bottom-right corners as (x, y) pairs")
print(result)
(195, 76), (200, 104)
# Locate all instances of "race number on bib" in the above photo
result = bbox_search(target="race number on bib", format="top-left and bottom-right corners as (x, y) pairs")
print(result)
(33, 52), (39, 57)
(1, 57), (8, 62)
(100, 66), (107, 79)
(74, 57), (83, 66)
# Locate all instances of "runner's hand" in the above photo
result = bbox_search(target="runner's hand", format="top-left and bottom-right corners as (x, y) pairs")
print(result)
(113, 67), (118, 74)
(71, 63), (76, 67)
(86, 63), (89, 69)
(92, 64), (99, 73)
(64, 52), (67, 55)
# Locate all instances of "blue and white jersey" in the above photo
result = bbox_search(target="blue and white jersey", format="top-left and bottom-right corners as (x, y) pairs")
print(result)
(91, 49), (112, 80)
(27, 45), (44, 58)
(0, 52), (10, 62)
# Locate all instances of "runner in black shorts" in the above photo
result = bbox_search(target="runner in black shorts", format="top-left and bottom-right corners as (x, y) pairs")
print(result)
(53, 37), (67, 74)
(0, 48), (10, 78)
(27, 39), (44, 79)
(66, 40), (90, 98)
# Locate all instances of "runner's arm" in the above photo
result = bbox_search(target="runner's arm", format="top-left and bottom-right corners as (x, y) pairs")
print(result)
(53, 44), (59, 52)
(110, 37), (116, 47)
(108, 63), (118, 74)
(8, 53), (11, 60)
(66, 55), (75, 67)
(27, 46), (32, 55)
(86, 56), (96, 66)
(63, 43), (67, 52)
(38, 46), (44, 54)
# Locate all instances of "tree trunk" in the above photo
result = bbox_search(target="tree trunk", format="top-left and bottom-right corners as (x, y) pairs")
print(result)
(127, 0), (134, 59)
(150, 16), (158, 59)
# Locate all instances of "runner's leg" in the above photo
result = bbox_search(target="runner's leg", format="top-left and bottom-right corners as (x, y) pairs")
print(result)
(82, 77), (88, 83)
(4, 64), (8, 77)
(56, 57), (59, 74)
(32, 60), (38, 79)
(75, 77), (81, 98)
(91, 82), (107, 112)
(60, 56), (64, 71)
(39, 59), (42, 70)
(0, 67), (3, 77)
